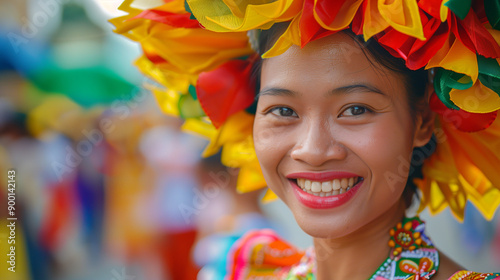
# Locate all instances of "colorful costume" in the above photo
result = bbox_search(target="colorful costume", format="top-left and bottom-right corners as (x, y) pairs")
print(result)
(225, 217), (500, 279)
(111, 0), (500, 278)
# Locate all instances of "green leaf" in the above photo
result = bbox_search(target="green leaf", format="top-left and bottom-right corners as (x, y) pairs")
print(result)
(445, 0), (472, 20)
(485, 0), (500, 30)
(188, 84), (197, 100)
(433, 68), (466, 110)
(178, 93), (205, 118)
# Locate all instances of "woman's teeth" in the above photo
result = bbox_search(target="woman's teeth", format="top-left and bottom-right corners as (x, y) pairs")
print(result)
(296, 177), (361, 197)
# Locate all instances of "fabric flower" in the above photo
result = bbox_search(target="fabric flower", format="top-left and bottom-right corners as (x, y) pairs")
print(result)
(112, 0), (253, 77)
(196, 57), (257, 128)
(186, 0), (303, 32)
(377, 9), (451, 70)
(416, 113), (500, 221)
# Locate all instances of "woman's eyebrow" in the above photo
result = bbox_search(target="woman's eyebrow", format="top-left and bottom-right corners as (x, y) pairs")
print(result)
(257, 88), (297, 98)
(257, 84), (387, 99)
(330, 84), (387, 96)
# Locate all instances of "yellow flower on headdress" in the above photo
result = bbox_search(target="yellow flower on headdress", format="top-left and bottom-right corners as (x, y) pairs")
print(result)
(363, 0), (425, 41)
(186, 0), (303, 32)
(182, 112), (268, 195)
(263, 11), (302, 58)
(417, 115), (500, 221)
(112, 0), (253, 76)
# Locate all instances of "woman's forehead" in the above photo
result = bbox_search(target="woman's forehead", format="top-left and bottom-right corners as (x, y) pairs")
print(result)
(260, 33), (403, 95)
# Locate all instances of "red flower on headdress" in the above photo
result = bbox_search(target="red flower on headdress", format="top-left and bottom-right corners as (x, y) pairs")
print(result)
(377, 10), (451, 70)
(451, 6), (500, 59)
(299, 0), (351, 47)
(376, 1), (500, 70)
(196, 57), (257, 128)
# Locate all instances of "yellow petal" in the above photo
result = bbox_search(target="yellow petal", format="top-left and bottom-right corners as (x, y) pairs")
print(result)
(154, 0), (186, 13)
(439, 0), (449, 22)
(364, 0), (425, 41)
(262, 188), (279, 202)
(221, 136), (258, 167)
(426, 37), (478, 83)
(199, 111), (254, 157)
(187, 0), (302, 32)
(146, 27), (253, 74)
(363, 0), (390, 40)
(112, 2), (253, 76)
(449, 80), (500, 113)
(380, 0), (425, 40)
(488, 28), (500, 46)
(181, 117), (217, 140)
(150, 88), (181, 116)
(236, 159), (267, 193)
(262, 12), (301, 58)
(136, 55), (195, 92)
(417, 115), (500, 221)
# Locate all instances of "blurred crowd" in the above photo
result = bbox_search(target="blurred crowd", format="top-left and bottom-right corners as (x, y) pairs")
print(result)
(0, 1), (499, 280)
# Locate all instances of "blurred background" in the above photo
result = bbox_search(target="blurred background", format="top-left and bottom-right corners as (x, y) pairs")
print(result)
(0, 0), (499, 279)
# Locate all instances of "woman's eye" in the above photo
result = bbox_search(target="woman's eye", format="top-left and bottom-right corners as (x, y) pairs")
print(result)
(340, 105), (369, 117)
(269, 107), (297, 117)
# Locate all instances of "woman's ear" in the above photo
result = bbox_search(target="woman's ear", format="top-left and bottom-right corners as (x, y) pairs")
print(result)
(413, 83), (436, 148)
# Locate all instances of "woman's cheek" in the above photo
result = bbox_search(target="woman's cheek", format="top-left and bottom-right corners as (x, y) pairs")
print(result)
(253, 119), (292, 198)
(362, 120), (413, 195)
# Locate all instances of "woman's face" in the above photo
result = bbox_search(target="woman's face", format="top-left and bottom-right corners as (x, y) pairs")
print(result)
(253, 32), (432, 238)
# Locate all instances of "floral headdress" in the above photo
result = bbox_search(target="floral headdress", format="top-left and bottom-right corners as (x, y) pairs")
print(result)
(112, 0), (500, 221)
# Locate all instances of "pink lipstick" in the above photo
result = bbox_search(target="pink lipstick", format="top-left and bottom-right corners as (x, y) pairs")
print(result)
(287, 172), (363, 209)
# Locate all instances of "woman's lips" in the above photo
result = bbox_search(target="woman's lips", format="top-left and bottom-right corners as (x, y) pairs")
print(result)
(289, 175), (363, 209)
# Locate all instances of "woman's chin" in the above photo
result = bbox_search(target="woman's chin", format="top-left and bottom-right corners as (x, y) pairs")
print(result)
(291, 209), (362, 239)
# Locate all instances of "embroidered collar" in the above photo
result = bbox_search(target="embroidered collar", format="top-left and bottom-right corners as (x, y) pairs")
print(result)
(369, 216), (439, 280)
(284, 216), (439, 280)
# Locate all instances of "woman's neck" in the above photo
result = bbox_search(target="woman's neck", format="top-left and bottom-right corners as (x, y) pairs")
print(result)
(313, 201), (406, 280)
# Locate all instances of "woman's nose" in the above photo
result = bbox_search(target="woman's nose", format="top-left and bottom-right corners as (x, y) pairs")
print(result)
(290, 122), (347, 167)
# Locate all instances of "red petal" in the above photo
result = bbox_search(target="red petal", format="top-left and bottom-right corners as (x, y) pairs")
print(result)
(406, 16), (450, 69)
(350, 2), (365, 35)
(430, 93), (498, 132)
(300, 0), (352, 47)
(143, 47), (167, 64)
(418, 0), (444, 19)
(378, 11), (450, 70)
(472, 0), (487, 23)
(300, 0), (324, 47)
(196, 59), (256, 128)
(453, 10), (500, 58)
(314, 0), (347, 26)
(133, 9), (200, 28)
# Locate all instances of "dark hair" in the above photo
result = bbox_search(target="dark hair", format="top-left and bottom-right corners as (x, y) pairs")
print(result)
(252, 23), (436, 208)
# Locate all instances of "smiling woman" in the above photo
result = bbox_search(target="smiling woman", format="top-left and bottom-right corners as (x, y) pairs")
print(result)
(112, 0), (500, 279)
(254, 30), (440, 279)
